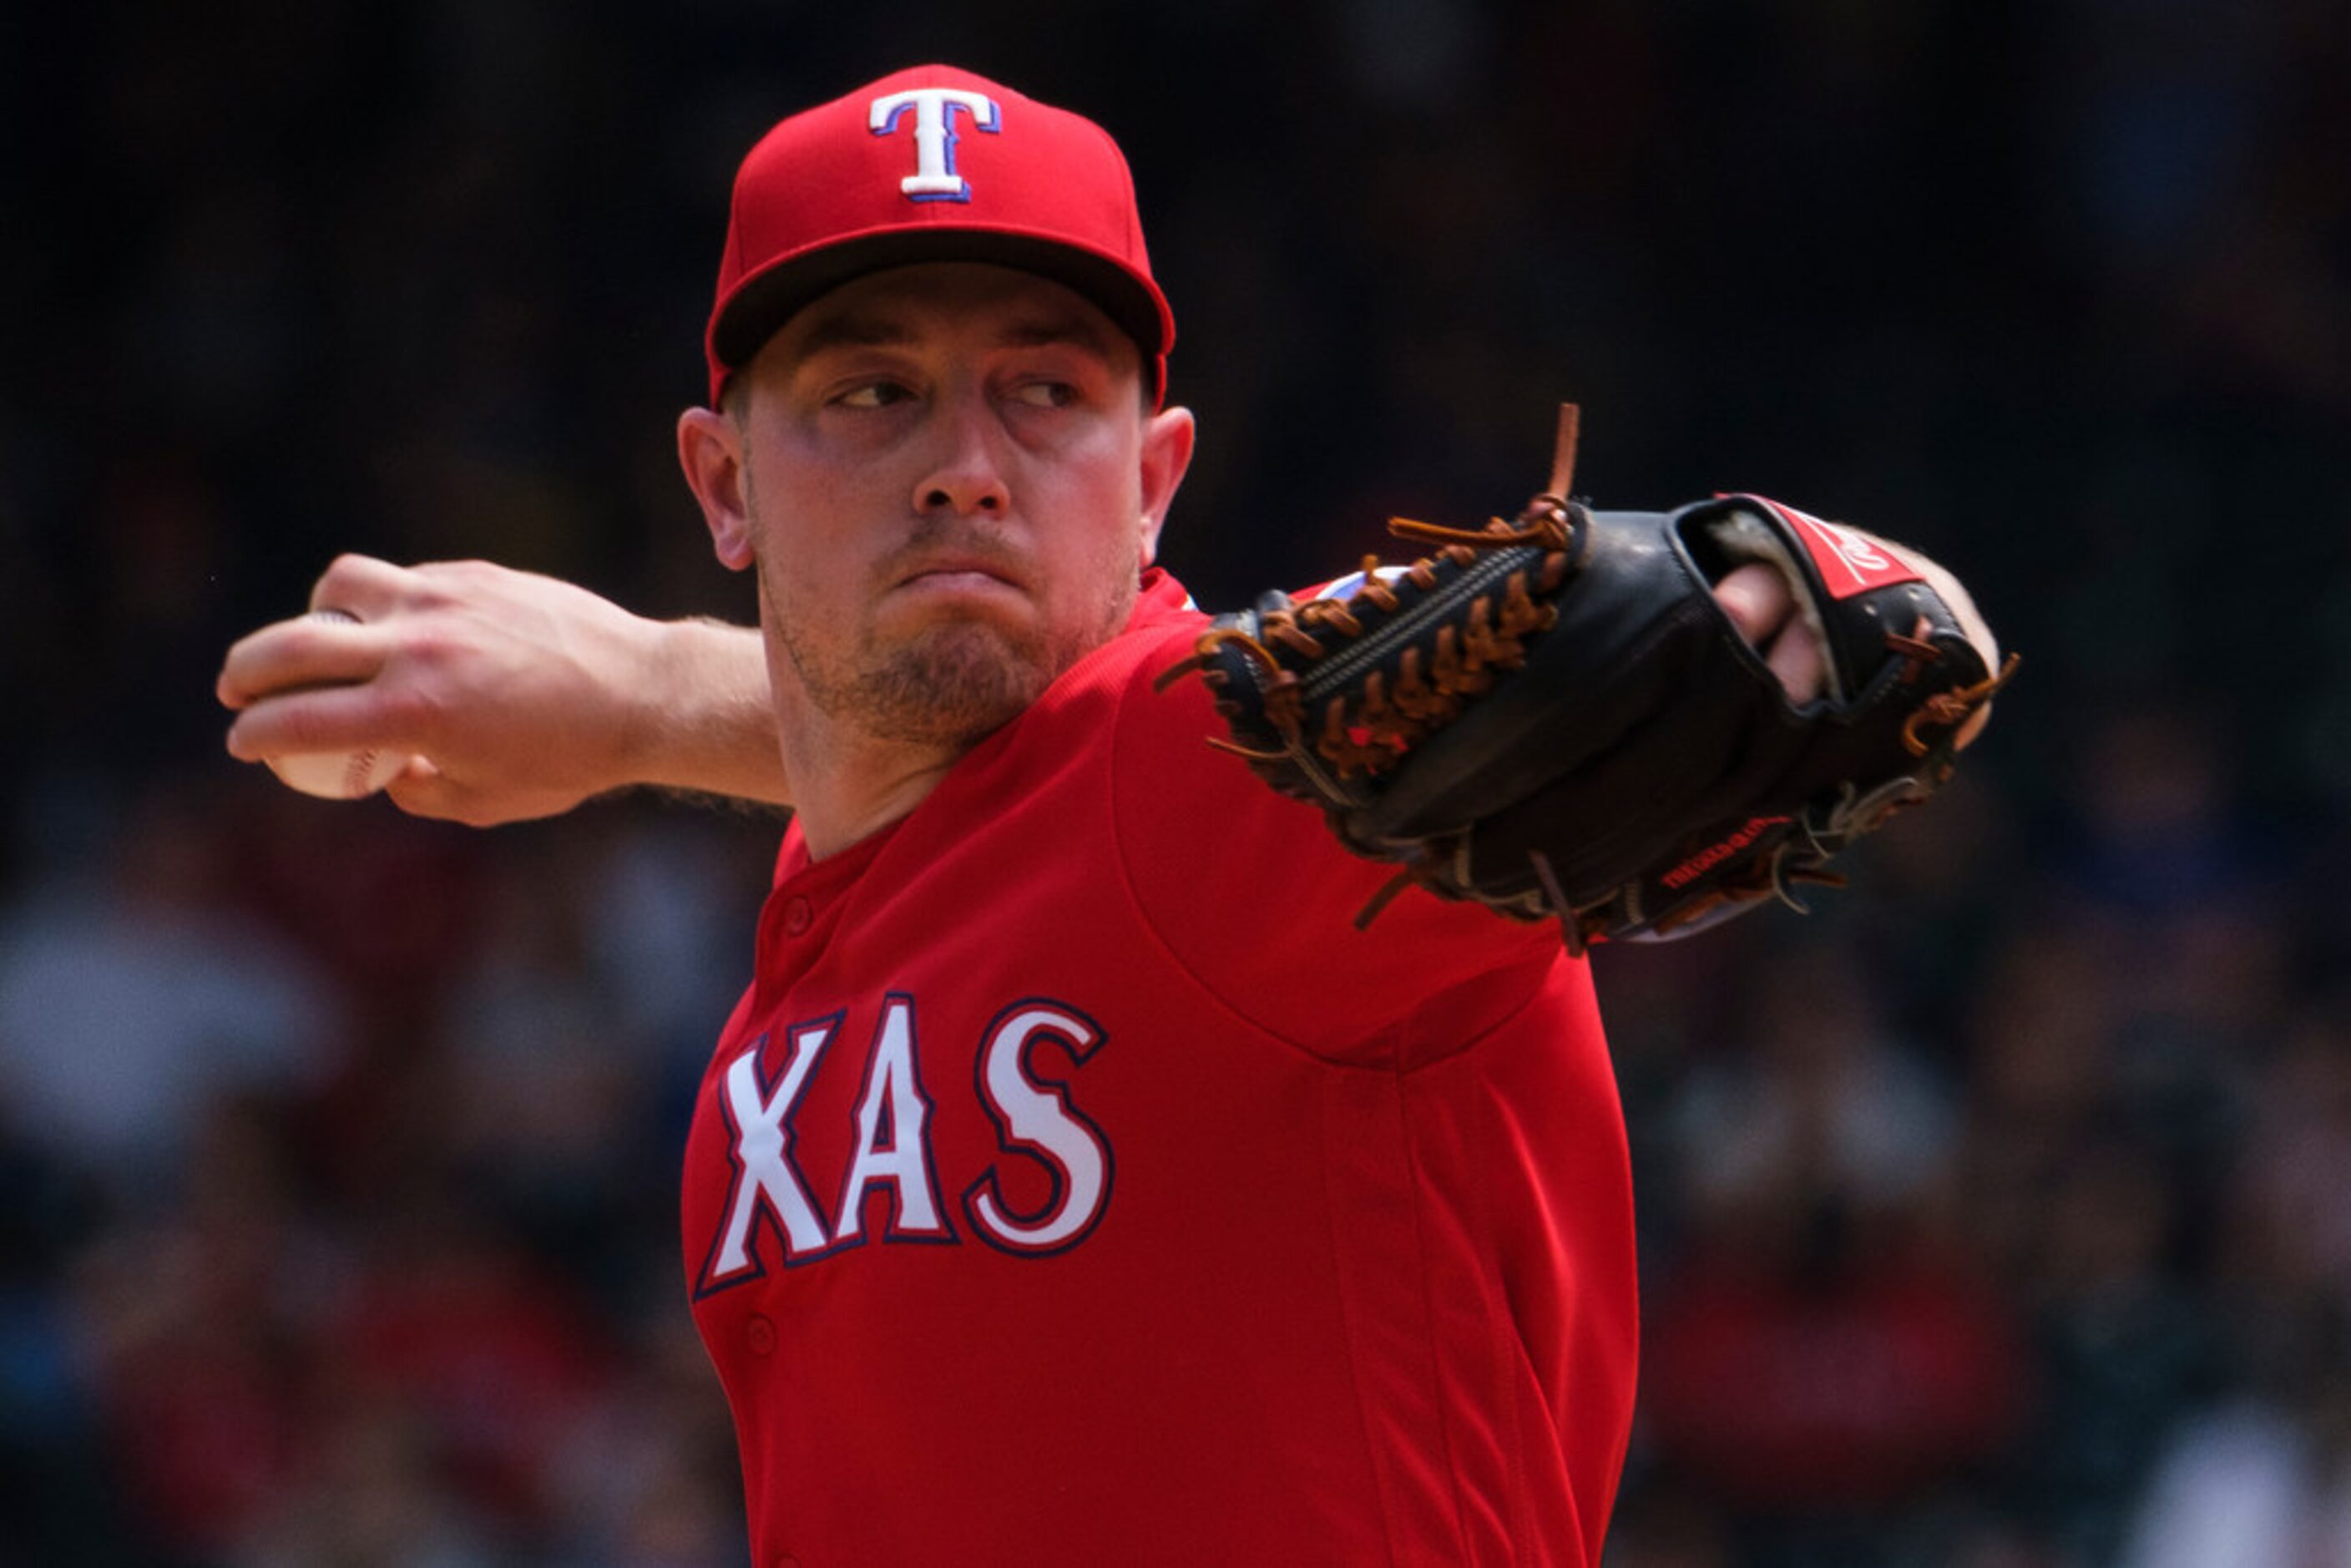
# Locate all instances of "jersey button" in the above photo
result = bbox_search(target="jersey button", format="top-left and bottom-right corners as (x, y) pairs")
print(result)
(746, 1313), (777, 1356)
(782, 895), (812, 936)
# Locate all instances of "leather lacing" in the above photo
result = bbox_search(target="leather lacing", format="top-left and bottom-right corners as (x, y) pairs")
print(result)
(1902, 650), (2021, 757)
(1172, 498), (1580, 781)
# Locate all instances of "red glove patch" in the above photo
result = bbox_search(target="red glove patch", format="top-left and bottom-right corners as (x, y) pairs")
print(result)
(1735, 495), (1923, 600)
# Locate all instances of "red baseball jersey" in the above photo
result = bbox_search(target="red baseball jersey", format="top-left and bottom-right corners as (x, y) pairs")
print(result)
(681, 569), (1639, 1565)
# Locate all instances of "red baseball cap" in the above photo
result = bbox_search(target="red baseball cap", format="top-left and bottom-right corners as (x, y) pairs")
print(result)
(705, 65), (1175, 406)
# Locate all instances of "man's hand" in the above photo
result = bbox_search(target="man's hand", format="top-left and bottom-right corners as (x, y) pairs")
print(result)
(1711, 562), (1830, 706)
(1712, 538), (2002, 746)
(218, 556), (785, 826)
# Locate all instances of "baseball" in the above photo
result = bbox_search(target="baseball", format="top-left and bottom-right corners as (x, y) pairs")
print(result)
(267, 745), (407, 800)
(261, 609), (418, 800)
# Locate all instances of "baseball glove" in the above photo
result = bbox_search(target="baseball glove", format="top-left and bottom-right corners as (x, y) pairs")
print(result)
(1160, 407), (2015, 951)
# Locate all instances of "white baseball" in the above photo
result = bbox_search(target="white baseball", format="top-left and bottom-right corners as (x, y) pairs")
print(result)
(261, 609), (420, 801)
(267, 745), (407, 800)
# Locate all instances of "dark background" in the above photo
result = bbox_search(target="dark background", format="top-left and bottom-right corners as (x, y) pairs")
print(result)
(3, 2), (2348, 1563)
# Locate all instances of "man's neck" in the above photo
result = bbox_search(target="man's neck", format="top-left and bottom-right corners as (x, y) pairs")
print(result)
(780, 733), (963, 860)
(776, 713), (977, 861)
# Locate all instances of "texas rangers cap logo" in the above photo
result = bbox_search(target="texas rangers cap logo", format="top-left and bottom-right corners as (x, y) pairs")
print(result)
(869, 87), (1002, 202)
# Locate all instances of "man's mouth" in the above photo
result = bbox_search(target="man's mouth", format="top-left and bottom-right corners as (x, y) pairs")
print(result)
(894, 555), (1024, 592)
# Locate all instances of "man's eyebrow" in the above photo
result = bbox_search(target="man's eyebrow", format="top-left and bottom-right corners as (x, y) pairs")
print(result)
(791, 313), (914, 359)
(997, 315), (1120, 360)
(789, 307), (1127, 367)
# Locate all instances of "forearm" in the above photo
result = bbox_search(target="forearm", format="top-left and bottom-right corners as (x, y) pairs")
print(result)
(631, 618), (791, 808)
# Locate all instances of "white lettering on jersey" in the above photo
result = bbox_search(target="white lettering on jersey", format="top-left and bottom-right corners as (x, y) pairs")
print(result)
(699, 1018), (837, 1292)
(964, 1001), (1113, 1256)
(868, 88), (1001, 201)
(694, 993), (1113, 1291)
(832, 994), (952, 1246)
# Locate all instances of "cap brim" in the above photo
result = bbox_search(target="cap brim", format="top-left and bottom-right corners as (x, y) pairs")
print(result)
(711, 229), (1170, 381)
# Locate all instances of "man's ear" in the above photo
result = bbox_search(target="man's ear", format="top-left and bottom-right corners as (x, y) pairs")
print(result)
(678, 407), (755, 571)
(1136, 405), (1196, 569)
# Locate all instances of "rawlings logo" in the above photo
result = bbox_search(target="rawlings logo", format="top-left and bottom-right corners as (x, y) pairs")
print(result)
(1741, 495), (1923, 600)
(1799, 513), (1889, 577)
(1661, 814), (1791, 889)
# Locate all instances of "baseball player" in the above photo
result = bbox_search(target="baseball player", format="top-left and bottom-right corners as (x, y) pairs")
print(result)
(218, 65), (2003, 1565)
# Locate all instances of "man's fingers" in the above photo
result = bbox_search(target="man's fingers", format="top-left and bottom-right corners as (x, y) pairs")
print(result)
(1715, 562), (1829, 706)
(382, 763), (573, 829)
(307, 553), (420, 620)
(225, 682), (422, 762)
(380, 760), (473, 822)
(1711, 562), (1794, 647)
(1765, 620), (1828, 706)
(216, 613), (387, 710)
(220, 555), (475, 710)
(218, 554), (411, 711)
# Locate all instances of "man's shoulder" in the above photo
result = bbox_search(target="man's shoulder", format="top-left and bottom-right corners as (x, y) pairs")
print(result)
(1117, 566), (1206, 652)
(1029, 568), (1205, 713)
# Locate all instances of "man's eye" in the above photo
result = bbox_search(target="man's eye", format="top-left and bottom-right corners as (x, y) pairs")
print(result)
(1010, 381), (1075, 409)
(838, 382), (913, 409)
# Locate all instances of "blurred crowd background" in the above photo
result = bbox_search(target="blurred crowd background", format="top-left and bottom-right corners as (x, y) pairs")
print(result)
(4, 1), (2348, 1563)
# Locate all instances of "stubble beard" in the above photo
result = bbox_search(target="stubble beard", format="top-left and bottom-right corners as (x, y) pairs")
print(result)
(758, 554), (1132, 752)
(736, 450), (1139, 751)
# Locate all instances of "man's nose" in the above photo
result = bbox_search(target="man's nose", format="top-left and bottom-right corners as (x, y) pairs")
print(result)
(912, 396), (1011, 518)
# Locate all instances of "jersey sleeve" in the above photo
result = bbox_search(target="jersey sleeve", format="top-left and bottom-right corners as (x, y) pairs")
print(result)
(1109, 618), (1566, 1066)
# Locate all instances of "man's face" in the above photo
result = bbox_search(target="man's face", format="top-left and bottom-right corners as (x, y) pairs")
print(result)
(705, 262), (1187, 751)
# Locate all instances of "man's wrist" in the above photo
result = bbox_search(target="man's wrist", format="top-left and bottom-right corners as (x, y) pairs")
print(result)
(629, 615), (724, 787)
(629, 615), (789, 805)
